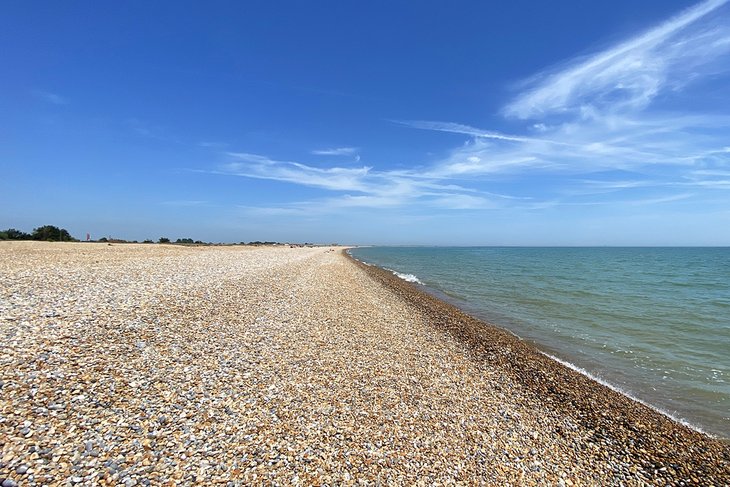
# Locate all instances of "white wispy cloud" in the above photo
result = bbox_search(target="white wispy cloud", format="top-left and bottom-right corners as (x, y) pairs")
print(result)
(126, 118), (181, 143)
(504, 0), (730, 119)
(199, 141), (229, 149)
(32, 90), (68, 105)
(237, 205), (311, 217)
(210, 1), (730, 215)
(311, 147), (359, 156)
(212, 151), (509, 211)
(395, 120), (540, 143)
(162, 200), (208, 207)
(691, 169), (730, 177)
(627, 193), (695, 205)
(691, 179), (730, 188)
(576, 179), (662, 190)
(224, 152), (372, 192)
(427, 194), (497, 210)
(408, 0), (730, 200)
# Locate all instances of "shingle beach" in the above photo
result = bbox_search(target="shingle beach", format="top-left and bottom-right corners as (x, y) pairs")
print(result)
(1, 242), (728, 486)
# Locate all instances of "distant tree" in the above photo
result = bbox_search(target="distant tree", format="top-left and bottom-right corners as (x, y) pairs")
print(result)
(32, 225), (75, 242)
(1, 228), (32, 240)
(175, 238), (194, 244)
(98, 237), (109, 243)
(142, 239), (154, 244)
(158, 237), (170, 244)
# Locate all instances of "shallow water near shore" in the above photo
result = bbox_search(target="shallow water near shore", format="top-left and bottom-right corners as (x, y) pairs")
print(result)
(349, 247), (730, 439)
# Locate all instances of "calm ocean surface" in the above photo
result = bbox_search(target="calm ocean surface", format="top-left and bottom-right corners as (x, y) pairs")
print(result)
(349, 247), (730, 439)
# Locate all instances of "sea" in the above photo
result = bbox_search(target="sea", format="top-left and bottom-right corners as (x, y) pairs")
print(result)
(348, 247), (730, 440)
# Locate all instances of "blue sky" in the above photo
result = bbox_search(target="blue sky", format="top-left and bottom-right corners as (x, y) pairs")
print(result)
(2, 1), (730, 245)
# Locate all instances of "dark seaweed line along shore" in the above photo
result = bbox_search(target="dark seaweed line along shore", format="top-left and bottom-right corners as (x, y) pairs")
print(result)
(347, 252), (730, 484)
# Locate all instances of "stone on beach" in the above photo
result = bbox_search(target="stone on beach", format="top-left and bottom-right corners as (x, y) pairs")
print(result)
(1, 241), (728, 485)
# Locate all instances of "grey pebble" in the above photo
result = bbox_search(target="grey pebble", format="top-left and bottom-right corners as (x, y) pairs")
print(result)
(15, 465), (29, 474)
(3, 244), (727, 486)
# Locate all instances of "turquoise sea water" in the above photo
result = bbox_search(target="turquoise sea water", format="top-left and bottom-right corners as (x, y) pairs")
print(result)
(349, 247), (730, 439)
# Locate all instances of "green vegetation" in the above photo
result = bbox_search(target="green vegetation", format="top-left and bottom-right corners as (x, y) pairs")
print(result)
(0, 225), (76, 242)
(33, 225), (75, 241)
(1, 226), (324, 247)
(0, 228), (32, 240)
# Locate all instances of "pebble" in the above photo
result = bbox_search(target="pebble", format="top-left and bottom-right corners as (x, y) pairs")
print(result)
(1, 242), (728, 485)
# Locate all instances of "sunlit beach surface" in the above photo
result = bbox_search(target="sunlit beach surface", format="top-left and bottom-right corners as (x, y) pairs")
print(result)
(1, 242), (728, 485)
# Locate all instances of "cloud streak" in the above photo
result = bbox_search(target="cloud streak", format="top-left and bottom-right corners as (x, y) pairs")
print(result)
(224, 152), (371, 192)
(407, 0), (730, 204)
(311, 147), (359, 156)
(210, 1), (730, 215)
(394, 120), (541, 143)
(32, 90), (68, 105)
(162, 200), (208, 207)
(504, 0), (730, 119)
(214, 151), (506, 211)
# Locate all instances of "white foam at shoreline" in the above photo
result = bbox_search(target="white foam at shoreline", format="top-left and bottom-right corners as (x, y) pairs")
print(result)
(540, 351), (713, 438)
(385, 268), (423, 284)
(348, 248), (719, 438)
(346, 251), (424, 284)
(394, 272), (423, 284)
(348, 248), (724, 439)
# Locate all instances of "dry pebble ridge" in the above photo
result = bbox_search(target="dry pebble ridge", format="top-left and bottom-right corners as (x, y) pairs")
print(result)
(1, 242), (728, 486)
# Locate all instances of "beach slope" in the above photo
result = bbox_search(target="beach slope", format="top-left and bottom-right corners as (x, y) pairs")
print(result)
(1, 242), (728, 485)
